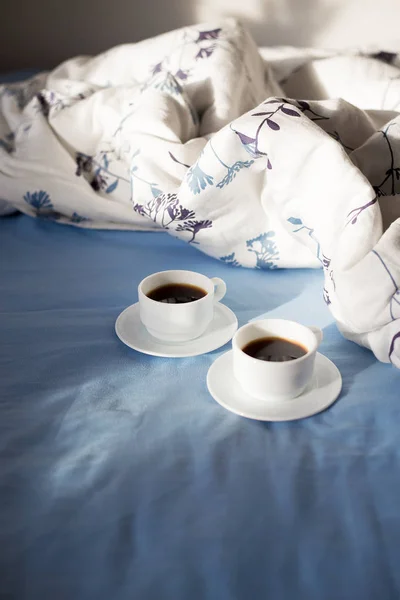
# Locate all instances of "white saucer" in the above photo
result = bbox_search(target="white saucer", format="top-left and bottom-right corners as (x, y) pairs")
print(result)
(207, 351), (342, 421)
(115, 302), (238, 358)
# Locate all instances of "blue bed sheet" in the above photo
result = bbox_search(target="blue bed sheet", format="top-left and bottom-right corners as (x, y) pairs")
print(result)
(1, 214), (400, 600)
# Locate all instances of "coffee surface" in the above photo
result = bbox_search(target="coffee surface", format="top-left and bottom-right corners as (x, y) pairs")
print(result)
(147, 283), (207, 304)
(242, 336), (308, 362)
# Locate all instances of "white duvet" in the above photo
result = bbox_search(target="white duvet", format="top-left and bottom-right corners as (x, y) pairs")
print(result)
(2, 19), (400, 367)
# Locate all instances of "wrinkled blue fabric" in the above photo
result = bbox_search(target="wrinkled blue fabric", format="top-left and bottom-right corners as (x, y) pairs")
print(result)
(1, 214), (400, 600)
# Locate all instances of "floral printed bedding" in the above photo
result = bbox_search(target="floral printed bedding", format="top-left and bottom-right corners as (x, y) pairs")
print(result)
(1, 19), (400, 366)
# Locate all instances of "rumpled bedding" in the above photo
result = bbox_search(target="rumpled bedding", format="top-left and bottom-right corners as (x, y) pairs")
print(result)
(1, 19), (400, 367)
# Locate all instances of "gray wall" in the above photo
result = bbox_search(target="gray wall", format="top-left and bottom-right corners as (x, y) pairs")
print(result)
(1, 0), (400, 72)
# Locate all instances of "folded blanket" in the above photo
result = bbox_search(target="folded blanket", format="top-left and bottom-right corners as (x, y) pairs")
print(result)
(1, 19), (400, 367)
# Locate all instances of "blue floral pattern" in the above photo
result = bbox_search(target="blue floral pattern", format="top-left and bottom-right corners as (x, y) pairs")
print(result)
(23, 190), (60, 219)
(220, 252), (240, 267)
(287, 216), (322, 262)
(216, 160), (254, 189)
(71, 212), (90, 224)
(23, 190), (53, 211)
(247, 232), (279, 269)
(186, 163), (214, 195)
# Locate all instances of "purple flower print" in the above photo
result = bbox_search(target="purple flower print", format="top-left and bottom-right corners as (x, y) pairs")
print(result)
(151, 62), (163, 75)
(195, 47), (215, 60)
(346, 196), (378, 226)
(230, 126), (271, 164)
(175, 219), (213, 243)
(133, 192), (212, 244)
(252, 101), (301, 153)
(196, 28), (221, 42)
(175, 69), (190, 81)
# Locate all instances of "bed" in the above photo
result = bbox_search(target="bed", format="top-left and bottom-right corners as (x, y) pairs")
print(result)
(2, 30), (400, 600)
(2, 196), (400, 599)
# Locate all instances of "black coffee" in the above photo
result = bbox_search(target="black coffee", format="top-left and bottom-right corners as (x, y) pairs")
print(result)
(147, 283), (207, 304)
(242, 336), (307, 362)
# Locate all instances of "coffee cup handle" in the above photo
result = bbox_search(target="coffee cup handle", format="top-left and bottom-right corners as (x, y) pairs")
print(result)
(210, 277), (227, 302)
(308, 325), (323, 346)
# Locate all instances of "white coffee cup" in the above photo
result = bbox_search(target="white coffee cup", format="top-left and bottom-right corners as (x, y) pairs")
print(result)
(138, 270), (226, 342)
(232, 319), (323, 401)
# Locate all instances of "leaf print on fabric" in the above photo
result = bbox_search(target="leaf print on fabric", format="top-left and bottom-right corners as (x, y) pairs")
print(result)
(23, 190), (61, 220)
(133, 192), (212, 243)
(346, 196), (378, 225)
(196, 28), (221, 42)
(329, 130), (354, 152)
(71, 212), (90, 223)
(23, 190), (53, 211)
(296, 100), (329, 122)
(150, 185), (162, 198)
(323, 288), (331, 305)
(106, 180), (118, 194)
(195, 47), (215, 60)
(230, 125), (270, 163)
(151, 62), (163, 75)
(168, 151), (191, 169)
(389, 331), (400, 363)
(246, 232), (279, 269)
(209, 140), (255, 189)
(133, 193), (193, 226)
(216, 160), (254, 188)
(250, 100), (302, 155)
(266, 119), (280, 131)
(186, 163), (214, 195)
(287, 217), (322, 262)
(259, 101), (300, 118)
(175, 69), (190, 81)
(280, 106), (301, 117)
(220, 252), (240, 267)
(287, 217), (302, 226)
(175, 219), (213, 243)
(75, 152), (127, 194)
